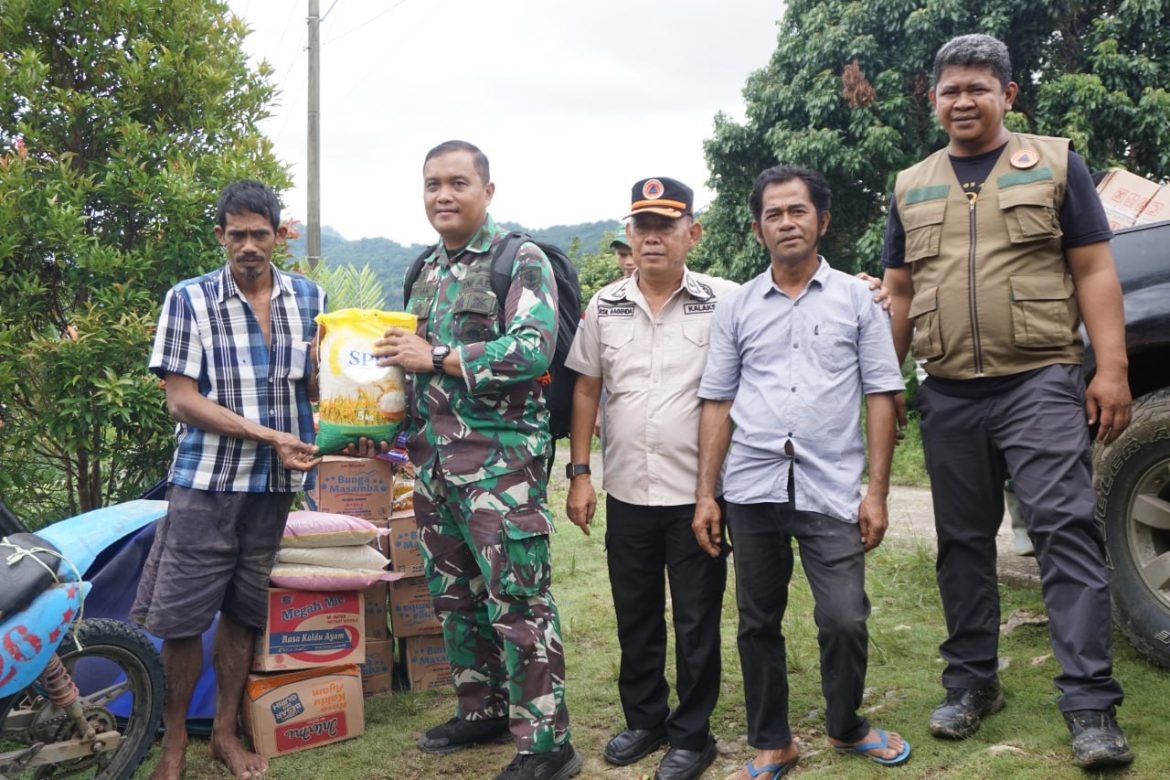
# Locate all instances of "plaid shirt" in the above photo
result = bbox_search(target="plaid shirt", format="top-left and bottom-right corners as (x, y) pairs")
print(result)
(150, 265), (326, 493)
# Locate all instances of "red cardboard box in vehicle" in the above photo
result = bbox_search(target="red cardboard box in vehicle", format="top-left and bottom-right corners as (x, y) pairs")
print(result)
(243, 664), (364, 758)
(306, 456), (394, 520)
(254, 588), (365, 672)
(1096, 169), (1161, 230)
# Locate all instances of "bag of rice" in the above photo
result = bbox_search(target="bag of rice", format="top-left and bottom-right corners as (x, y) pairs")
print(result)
(315, 308), (418, 454)
(276, 544), (389, 570)
(269, 563), (404, 591)
(282, 511), (385, 548)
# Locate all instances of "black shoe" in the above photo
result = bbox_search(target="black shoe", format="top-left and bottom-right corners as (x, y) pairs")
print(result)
(655, 736), (717, 780)
(604, 725), (668, 766)
(929, 684), (1005, 739)
(1063, 708), (1134, 769)
(495, 743), (583, 780)
(417, 715), (511, 754)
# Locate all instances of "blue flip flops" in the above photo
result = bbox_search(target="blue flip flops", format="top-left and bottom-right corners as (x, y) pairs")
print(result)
(833, 728), (912, 766)
(745, 755), (797, 778)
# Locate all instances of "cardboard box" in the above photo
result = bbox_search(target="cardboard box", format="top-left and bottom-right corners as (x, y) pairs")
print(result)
(389, 576), (440, 638)
(1096, 169), (1161, 230)
(254, 588), (365, 672)
(360, 639), (394, 678)
(361, 584), (389, 641)
(243, 665), (364, 758)
(361, 672), (392, 697)
(402, 634), (451, 692)
(306, 456), (394, 520)
(1135, 185), (1170, 226)
(359, 638), (395, 697)
(386, 511), (422, 576)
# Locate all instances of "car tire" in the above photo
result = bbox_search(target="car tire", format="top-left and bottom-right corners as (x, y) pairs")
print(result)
(1094, 388), (1170, 670)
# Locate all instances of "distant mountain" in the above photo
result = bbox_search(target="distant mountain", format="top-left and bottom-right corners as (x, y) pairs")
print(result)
(288, 218), (622, 308)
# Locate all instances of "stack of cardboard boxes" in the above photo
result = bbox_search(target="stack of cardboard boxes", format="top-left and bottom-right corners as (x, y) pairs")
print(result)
(1096, 169), (1169, 230)
(385, 468), (451, 692)
(240, 454), (453, 760)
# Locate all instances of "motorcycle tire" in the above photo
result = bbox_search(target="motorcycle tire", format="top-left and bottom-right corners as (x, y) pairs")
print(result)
(0, 618), (164, 780)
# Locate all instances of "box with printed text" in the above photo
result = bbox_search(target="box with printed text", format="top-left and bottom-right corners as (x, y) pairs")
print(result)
(243, 664), (364, 758)
(306, 456), (394, 520)
(386, 511), (422, 576)
(389, 576), (440, 638)
(402, 634), (451, 692)
(254, 588), (365, 672)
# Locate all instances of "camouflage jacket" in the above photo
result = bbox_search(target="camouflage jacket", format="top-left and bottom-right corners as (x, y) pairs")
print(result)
(405, 215), (558, 485)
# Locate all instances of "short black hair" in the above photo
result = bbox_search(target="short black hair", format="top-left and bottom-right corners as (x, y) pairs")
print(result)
(933, 34), (1012, 89)
(216, 180), (281, 231)
(424, 140), (490, 184)
(749, 165), (832, 223)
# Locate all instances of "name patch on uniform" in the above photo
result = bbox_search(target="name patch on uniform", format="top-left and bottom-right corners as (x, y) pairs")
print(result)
(683, 302), (717, 315)
(598, 305), (634, 318)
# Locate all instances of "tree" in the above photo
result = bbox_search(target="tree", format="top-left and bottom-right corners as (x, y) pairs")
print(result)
(0, 0), (289, 524)
(698, 0), (1170, 282)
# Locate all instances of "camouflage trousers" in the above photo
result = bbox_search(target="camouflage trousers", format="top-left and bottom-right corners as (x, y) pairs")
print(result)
(414, 461), (570, 753)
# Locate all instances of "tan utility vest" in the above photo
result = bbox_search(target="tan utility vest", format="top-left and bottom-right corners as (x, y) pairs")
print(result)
(895, 133), (1083, 379)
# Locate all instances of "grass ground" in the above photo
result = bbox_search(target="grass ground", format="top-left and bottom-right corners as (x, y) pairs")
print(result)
(139, 428), (1166, 779)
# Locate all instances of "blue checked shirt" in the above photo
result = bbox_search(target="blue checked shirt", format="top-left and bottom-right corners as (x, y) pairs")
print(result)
(149, 265), (326, 493)
(698, 258), (904, 523)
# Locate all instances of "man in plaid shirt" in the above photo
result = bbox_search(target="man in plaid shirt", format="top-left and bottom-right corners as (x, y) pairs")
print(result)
(131, 180), (325, 780)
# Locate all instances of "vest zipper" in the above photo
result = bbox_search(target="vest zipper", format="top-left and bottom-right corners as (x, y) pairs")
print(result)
(967, 195), (984, 376)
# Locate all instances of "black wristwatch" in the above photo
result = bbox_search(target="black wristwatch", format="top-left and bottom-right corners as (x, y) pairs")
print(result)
(431, 344), (451, 374)
(565, 463), (591, 479)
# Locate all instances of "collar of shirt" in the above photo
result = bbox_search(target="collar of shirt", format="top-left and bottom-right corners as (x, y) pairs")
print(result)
(759, 256), (831, 302)
(431, 214), (499, 267)
(599, 265), (716, 305)
(216, 263), (293, 304)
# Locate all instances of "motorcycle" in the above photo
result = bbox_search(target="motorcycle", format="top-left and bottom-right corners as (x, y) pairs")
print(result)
(0, 498), (167, 779)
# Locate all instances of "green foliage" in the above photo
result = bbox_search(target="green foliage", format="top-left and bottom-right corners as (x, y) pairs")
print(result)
(302, 262), (387, 312)
(0, 0), (289, 523)
(699, 0), (1170, 281)
(575, 230), (628, 304)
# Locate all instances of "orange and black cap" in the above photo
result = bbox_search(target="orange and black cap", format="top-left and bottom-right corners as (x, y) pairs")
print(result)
(627, 177), (693, 218)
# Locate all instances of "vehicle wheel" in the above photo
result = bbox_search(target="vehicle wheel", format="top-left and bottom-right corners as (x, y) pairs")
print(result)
(1094, 388), (1170, 670)
(0, 618), (164, 779)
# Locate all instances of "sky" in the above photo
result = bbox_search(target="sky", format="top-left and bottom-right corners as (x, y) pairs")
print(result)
(226, 0), (783, 244)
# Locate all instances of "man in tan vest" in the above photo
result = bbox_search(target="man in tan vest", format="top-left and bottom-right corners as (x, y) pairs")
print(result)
(881, 34), (1133, 770)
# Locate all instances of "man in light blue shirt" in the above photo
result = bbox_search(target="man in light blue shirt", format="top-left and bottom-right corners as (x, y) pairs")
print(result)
(692, 165), (907, 779)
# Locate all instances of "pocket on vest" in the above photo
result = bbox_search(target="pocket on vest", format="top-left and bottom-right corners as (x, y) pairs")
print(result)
(452, 289), (499, 343)
(901, 199), (947, 262)
(1009, 274), (1076, 348)
(908, 285), (943, 360)
(1000, 183), (1062, 244)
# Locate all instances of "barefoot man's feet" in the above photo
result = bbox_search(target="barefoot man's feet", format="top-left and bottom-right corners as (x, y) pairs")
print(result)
(830, 727), (911, 766)
(149, 730), (188, 780)
(211, 732), (269, 779)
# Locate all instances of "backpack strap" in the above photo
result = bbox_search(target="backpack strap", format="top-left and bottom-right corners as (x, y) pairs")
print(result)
(487, 231), (531, 329)
(402, 244), (437, 308)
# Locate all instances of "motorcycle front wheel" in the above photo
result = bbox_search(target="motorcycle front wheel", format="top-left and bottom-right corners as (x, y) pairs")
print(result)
(0, 618), (165, 780)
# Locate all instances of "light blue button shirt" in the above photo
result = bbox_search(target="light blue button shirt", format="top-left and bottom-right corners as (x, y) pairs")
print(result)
(698, 258), (904, 522)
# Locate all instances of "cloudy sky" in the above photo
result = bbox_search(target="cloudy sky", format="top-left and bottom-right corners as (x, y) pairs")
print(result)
(227, 0), (783, 244)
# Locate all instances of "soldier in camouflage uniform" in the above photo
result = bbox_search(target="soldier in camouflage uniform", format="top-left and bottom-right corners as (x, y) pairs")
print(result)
(374, 140), (580, 780)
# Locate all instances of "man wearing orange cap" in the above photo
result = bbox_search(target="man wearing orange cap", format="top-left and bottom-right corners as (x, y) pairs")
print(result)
(566, 177), (738, 780)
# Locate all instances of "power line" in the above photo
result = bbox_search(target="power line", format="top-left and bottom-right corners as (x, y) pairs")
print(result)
(322, 0), (410, 46)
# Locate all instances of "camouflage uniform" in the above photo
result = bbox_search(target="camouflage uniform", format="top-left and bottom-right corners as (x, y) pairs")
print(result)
(405, 215), (569, 753)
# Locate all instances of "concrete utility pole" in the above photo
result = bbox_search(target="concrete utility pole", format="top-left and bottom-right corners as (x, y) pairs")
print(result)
(307, 0), (321, 269)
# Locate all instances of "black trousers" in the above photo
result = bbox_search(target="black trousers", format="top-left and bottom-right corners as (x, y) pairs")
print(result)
(726, 501), (871, 748)
(918, 364), (1123, 711)
(605, 495), (727, 750)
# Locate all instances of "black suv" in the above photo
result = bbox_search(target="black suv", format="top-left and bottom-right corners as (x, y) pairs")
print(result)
(1088, 218), (1170, 669)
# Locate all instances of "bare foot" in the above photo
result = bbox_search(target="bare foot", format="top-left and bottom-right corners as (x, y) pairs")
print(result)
(726, 745), (799, 779)
(210, 732), (268, 779)
(149, 729), (188, 780)
(829, 727), (907, 762)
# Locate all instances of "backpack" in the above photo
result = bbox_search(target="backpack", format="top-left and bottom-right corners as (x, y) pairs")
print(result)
(403, 231), (581, 448)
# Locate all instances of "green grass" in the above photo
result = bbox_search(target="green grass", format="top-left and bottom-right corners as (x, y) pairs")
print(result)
(139, 474), (1167, 779)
